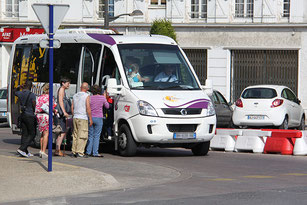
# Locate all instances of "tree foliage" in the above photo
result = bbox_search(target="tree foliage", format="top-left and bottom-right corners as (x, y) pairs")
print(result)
(150, 19), (177, 42)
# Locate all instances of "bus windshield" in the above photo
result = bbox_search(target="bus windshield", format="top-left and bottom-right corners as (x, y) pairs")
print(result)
(118, 44), (200, 90)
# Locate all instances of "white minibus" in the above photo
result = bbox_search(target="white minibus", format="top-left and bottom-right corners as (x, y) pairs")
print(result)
(7, 29), (216, 156)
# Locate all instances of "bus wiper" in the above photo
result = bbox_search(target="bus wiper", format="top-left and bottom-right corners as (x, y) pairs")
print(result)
(133, 85), (154, 89)
(164, 85), (196, 90)
(163, 85), (183, 90)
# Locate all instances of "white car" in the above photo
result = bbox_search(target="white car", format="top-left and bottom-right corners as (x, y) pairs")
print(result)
(232, 85), (305, 129)
(0, 87), (7, 123)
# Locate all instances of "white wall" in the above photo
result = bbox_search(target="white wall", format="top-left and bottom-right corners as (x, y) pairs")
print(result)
(0, 44), (10, 88)
(207, 48), (229, 100)
(177, 27), (302, 103)
(2, 0), (305, 24)
(299, 32), (307, 113)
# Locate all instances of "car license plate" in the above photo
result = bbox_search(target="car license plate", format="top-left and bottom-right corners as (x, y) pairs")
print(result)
(247, 115), (265, 120)
(173, 132), (196, 139)
(0, 112), (6, 117)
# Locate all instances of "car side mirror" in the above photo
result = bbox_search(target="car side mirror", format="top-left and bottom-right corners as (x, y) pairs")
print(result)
(296, 98), (301, 104)
(107, 78), (125, 97)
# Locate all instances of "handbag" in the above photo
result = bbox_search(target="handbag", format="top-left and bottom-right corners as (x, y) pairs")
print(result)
(52, 124), (63, 134)
(41, 103), (49, 114)
(57, 89), (72, 116)
(17, 115), (22, 128)
(17, 92), (31, 128)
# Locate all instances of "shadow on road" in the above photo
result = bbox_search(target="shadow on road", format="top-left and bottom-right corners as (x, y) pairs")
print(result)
(9, 152), (48, 171)
(135, 147), (195, 157)
(3, 138), (20, 145)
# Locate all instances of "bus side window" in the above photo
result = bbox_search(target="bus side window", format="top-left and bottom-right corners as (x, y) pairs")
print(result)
(82, 48), (94, 86)
(81, 44), (101, 86)
(100, 47), (121, 86)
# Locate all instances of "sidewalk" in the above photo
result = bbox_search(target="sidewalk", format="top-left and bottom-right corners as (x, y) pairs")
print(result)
(0, 154), (121, 204)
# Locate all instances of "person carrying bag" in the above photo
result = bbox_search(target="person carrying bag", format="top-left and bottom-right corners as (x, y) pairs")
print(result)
(15, 81), (36, 158)
(35, 83), (57, 158)
(54, 77), (71, 156)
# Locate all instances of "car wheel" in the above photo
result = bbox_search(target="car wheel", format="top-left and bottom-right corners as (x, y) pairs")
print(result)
(279, 116), (289, 130)
(191, 141), (210, 156)
(228, 119), (237, 128)
(118, 124), (137, 157)
(298, 116), (305, 130)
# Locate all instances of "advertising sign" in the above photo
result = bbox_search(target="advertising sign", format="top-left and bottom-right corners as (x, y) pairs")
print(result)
(0, 28), (44, 42)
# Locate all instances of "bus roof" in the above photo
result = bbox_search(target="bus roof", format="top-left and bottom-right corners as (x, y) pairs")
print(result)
(13, 29), (177, 46)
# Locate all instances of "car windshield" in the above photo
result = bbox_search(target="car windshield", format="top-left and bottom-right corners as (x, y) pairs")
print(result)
(118, 44), (200, 90)
(242, 88), (277, 99)
(0, 89), (7, 99)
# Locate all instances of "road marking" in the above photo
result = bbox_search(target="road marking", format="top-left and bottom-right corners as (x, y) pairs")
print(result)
(210, 178), (235, 181)
(282, 173), (307, 176)
(243, 175), (274, 179)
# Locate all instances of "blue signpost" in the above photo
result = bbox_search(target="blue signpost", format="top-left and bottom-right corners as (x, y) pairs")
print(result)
(48, 5), (54, 172)
(32, 3), (69, 172)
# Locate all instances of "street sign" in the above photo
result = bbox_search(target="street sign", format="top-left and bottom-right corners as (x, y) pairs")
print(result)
(39, 39), (61, 48)
(32, 3), (69, 172)
(32, 4), (69, 34)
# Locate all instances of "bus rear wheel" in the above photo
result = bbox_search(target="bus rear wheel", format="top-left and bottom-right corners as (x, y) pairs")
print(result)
(191, 141), (210, 156)
(118, 124), (137, 157)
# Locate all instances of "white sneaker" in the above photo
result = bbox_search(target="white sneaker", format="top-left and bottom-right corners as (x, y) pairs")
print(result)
(17, 149), (28, 158)
(27, 152), (34, 157)
(41, 152), (48, 159)
(39, 150), (43, 158)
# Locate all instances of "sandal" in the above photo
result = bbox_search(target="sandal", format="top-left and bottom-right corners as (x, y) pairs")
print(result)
(92, 154), (104, 157)
(54, 150), (64, 157)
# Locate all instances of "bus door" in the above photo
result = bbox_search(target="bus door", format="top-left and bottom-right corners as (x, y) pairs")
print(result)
(10, 44), (33, 132)
(79, 44), (102, 89)
(99, 46), (122, 139)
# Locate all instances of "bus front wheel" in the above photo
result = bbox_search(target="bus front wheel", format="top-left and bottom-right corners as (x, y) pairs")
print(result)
(191, 141), (210, 156)
(118, 124), (137, 157)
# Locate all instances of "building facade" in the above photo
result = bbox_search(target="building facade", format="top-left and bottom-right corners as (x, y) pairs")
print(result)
(1, 0), (307, 112)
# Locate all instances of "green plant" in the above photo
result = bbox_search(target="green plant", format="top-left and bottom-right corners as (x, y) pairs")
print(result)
(150, 19), (177, 42)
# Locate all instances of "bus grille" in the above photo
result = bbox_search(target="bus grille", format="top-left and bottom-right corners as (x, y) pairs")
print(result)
(167, 124), (198, 132)
(161, 108), (202, 115)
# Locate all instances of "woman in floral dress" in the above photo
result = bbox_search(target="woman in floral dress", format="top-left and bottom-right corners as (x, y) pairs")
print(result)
(35, 83), (57, 158)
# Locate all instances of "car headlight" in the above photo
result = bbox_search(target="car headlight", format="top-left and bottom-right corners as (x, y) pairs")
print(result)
(137, 100), (158, 117)
(206, 101), (216, 116)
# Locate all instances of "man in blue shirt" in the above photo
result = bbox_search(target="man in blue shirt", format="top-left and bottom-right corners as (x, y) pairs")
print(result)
(154, 64), (178, 82)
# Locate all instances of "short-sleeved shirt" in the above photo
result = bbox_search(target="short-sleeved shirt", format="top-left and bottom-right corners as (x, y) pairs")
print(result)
(90, 95), (109, 118)
(15, 90), (36, 116)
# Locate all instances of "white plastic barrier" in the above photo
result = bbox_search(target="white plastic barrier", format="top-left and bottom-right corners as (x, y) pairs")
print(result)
(293, 130), (307, 156)
(234, 130), (272, 153)
(211, 129), (243, 152)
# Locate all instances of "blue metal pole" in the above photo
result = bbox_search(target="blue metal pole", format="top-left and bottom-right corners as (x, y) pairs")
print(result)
(48, 4), (54, 172)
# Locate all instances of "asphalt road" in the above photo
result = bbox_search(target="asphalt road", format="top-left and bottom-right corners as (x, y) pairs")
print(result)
(1, 124), (307, 205)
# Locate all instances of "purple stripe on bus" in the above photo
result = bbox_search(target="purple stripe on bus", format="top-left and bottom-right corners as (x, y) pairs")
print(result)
(164, 98), (210, 108)
(187, 101), (209, 109)
(87, 33), (116, 46)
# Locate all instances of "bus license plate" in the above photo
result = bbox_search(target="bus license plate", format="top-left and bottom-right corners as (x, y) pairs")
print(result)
(173, 132), (196, 139)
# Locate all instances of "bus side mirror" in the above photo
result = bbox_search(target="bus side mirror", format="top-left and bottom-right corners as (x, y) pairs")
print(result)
(107, 78), (125, 97)
(201, 79), (213, 96)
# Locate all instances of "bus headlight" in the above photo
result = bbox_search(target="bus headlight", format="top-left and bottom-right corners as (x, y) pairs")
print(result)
(137, 100), (158, 117)
(206, 101), (216, 116)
